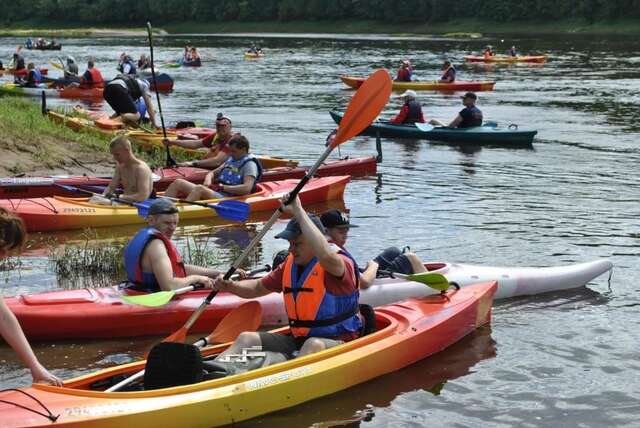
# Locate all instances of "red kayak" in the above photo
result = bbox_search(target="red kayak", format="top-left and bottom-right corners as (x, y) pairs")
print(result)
(5, 67), (48, 77)
(0, 157), (376, 199)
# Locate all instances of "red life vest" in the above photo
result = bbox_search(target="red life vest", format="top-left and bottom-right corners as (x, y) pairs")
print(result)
(83, 67), (104, 88)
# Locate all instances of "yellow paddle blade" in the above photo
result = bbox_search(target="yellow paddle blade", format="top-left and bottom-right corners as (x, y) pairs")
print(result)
(121, 290), (177, 307)
(406, 272), (450, 291)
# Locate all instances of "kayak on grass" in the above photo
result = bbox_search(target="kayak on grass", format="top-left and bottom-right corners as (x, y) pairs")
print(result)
(46, 110), (298, 168)
(340, 75), (496, 91)
(0, 282), (495, 427)
(0, 176), (350, 232)
(5, 259), (611, 340)
(330, 110), (537, 145)
(464, 55), (547, 63)
(0, 82), (103, 100)
(0, 157), (377, 199)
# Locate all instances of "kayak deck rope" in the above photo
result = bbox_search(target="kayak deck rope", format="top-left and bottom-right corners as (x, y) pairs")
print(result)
(6, 197), (59, 214)
(0, 388), (60, 422)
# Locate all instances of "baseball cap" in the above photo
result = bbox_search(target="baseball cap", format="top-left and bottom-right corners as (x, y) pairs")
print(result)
(275, 215), (325, 240)
(461, 92), (477, 100)
(147, 199), (179, 215)
(397, 89), (417, 99)
(320, 209), (358, 229)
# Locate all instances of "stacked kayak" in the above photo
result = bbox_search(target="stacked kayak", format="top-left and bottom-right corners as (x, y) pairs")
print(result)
(46, 110), (298, 168)
(464, 55), (547, 63)
(340, 75), (496, 91)
(0, 157), (377, 199)
(5, 259), (611, 340)
(0, 176), (350, 232)
(0, 82), (102, 100)
(0, 282), (495, 427)
(330, 111), (538, 145)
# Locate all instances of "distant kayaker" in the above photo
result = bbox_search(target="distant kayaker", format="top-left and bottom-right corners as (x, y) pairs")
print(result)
(9, 47), (25, 77)
(396, 60), (413, 82)
(103, 74), (159, 128)
(390, 90), (428, 125)
(123, 199), (234, 292)
(483, 45), (494, 58)
(77, 59), (104, 88)
(440, 60), (456, 83)
(213, 195), (363, 360)
(18, 63), (41, 88)
(137, 54), (151, 71)
(88, 136), (154, 205)
(63, 56), (80, 83)
(164, 135), (262, 201)
(0, 208), (63, 386)
(189, 47), (200, 61)
(117, 53), (137, 75)
(509, 45), (517, 57)
(163, 113), (234, 169)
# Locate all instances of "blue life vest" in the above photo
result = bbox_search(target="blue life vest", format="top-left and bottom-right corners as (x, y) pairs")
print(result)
(118, 59), (137, 75)
(135, 98), (147, 119)
(459, 106), (483, 128)
(124, 227), (187, 292)
(218, 155), (263, 191)
(32, 69), (42, 84)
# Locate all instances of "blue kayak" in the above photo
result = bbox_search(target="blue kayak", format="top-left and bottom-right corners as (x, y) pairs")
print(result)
(330, 111), (537, 145)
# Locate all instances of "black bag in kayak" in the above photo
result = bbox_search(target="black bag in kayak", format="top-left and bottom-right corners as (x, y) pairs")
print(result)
(144, 342), (203, 390)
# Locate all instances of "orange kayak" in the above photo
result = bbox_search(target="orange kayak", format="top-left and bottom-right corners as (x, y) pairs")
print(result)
(0, 282), (495, 427)
(464, 55), (547, 63)
(0, 176), (350, 232)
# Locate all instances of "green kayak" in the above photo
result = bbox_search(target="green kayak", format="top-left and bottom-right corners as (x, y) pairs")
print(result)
(329, 111), (537, 145)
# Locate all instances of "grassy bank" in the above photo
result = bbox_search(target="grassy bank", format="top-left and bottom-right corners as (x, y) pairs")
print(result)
(2, 17), (638, 37)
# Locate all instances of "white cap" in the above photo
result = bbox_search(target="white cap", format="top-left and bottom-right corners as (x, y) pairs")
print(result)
(397, 90), (417, 99)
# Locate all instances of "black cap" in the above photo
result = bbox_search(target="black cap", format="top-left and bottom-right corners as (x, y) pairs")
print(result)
(320, 209), (358, 229)
(274, 215), (325, 240)
(147, 199), (179, 215)
(461, 92), (477, 100)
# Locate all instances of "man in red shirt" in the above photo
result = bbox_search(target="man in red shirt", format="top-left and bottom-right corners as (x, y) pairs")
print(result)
(390, 89), (426, 124)
(213, 195), (361, 360)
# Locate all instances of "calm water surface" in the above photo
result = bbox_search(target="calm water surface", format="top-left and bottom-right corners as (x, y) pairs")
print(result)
(0, 33), (639, 427)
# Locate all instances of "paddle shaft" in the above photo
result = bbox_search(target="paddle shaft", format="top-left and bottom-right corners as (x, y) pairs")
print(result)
(55, 184), (144, 210)
(159, 194), (224, 209)
(146, 22), (175, 167)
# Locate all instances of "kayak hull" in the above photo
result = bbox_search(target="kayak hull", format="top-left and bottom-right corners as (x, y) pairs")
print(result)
(331, 110), (537, 145)
(0, 176), (350, 232)
(0, 83), (103, 100)
(0, 157), (376, 199)
(0, 282), (495, 428)
(5, 259), (611, 340)
(244, 52), (265, 59)
(340, 75), (496, 91)
(464, 55), (547, 63)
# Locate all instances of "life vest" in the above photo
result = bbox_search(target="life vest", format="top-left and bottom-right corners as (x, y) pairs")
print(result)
(85, 67), (104, 88)
(118, 59), (137, 75)
(282, 253), (361, 338)
(135, 98), (148, 119)
(404, 100), (423, 124)
(116, 74), (143, 99)
(218, 154), (263, 191)
(441, 65), (456, 82)
(396, 67), (412, 82)
(31, 69), (42, 85)
(459, 106), (483, 128)
(124, 227), (187, 291)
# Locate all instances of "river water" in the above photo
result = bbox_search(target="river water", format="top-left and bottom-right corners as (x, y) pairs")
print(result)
(1, 33), (639, 427)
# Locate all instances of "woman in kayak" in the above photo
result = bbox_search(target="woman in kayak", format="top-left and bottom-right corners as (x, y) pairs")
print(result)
(440, 60), (456, 83)
(395, 60), (413, 82)
(0, 208), (62, 386)
(483, 45), (494, 58)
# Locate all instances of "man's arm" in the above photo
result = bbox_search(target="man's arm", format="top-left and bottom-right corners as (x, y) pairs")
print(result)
(214, 277), (272, 299)
(104, 166), (121, 196)
(390, 105), (409, 124)
(448, 114), (463, 128)
(142, 94), (159, 128)
(184, 264), (221, 278)
(359, 260), (378, 289)
(222, 174), (256, 195)
(145, 240), (214, 291)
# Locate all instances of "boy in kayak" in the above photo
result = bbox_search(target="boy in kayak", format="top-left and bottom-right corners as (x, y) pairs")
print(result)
(390, 90), (426, 125)
(103, 74), (159, 128)
(396, 60), (413, 82)
(123, 199), (230, 292)
(163, 113), (234, 169)
(164, 135), (262, 201)
(440, 60), (456, 83)
(213, 195), (362, 359)
(0, 208), (62, 386)
(89, 136), (154, 205)
(432, 92), (483, 128)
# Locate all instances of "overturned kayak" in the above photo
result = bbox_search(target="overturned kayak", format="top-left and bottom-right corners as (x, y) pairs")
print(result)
(0, 176), (350, 232)
(5, 259), (611, 340)
(0, 157), (376, 199)
(464, 55), (547, 63)
(330, 111), (537, 145)
(0, 82), (103, 100)
(0, 282), (494, 427)
(340, 75), (495, 91)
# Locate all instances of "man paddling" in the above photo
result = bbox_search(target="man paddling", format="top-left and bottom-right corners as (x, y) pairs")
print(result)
(163, 113), (235, 169)
(213, 196), (362, 360)
(124, 199), (226, 292)
(164, 134), (262, 201)
(89, 136), (154, 205)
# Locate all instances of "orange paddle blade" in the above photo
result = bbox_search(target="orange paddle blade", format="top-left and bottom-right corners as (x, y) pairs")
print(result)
(207, 301), (262, 344)
(162, 326), (189, 344)
(333, 69), (392, 147)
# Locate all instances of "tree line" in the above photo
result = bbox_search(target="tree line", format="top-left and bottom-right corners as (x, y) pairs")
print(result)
(5, 0), (640, 25)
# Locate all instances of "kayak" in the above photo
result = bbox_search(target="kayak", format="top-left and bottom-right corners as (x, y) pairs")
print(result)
(0, 82), (103, 100)
(0, 176), (350, 232)
(26, 43), (62, 50)
(340, 75), (496, 91)
(4, 67), (48, 77)
(46, 110), (298, 169)
(136, 72), (174, 92)
(244, 52), (265, 59)
(330, 111), (538, 145)
(464, 55), (547, 63)
(5, 259), (611, 340)
(0, 282), (495, 428)
(182, 58), (202, 67)
(0, 157), (377, 199)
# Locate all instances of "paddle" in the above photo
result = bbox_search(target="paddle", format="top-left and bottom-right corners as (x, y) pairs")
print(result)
(157, 194), (250, 223)
(157, 69), (392, 345)
(121, 264), (271, 307)
(415, 122), (435, 132)
(378, 270), (450, 292)
(55, 184), (153, 216)
(105, 300), (263, 392)
(146, 22), (177, 168)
